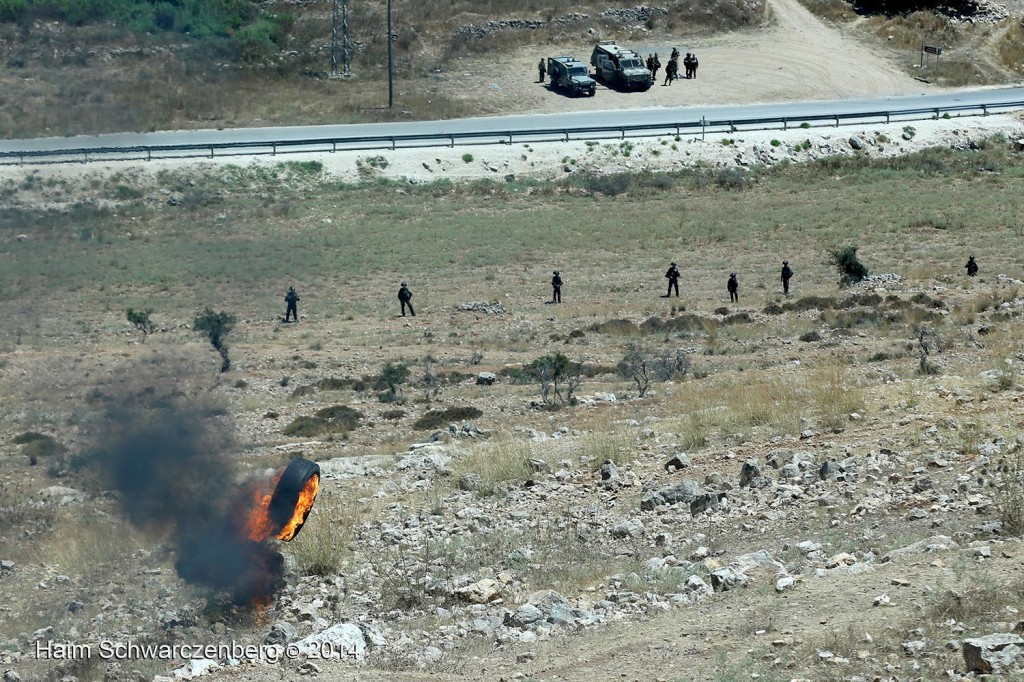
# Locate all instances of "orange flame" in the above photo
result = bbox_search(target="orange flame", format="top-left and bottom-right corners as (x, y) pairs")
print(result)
(245, 471), (320, 543)
(246, 472), (282, 543)
(277, 473), (319, 541)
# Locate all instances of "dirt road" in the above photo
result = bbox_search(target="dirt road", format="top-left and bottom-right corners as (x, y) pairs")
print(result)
(442, 0), (933, 117)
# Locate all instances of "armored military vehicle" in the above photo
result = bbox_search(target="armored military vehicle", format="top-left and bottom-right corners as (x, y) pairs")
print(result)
(590, 42), (653, 91)
(547, 56), (596, 97)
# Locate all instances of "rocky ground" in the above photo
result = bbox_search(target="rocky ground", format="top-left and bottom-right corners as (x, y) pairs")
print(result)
(4, 2), (1024, 681)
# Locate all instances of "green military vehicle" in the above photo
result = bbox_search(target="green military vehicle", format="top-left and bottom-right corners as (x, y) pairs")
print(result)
(546, 56), (597, 97)
(590, 41), (653, 91)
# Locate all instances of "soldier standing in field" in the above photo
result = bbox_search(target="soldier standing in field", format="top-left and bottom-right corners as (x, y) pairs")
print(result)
(398, 281), (416, 317)
(781, 260), (794, 295)
(652, 53), (661, 81)
(671, 47), (680, 61)
(646, 54), (654, 73)
(691, 53), (699, 79)
(663, 57), (677, 86)
(965, 255), (979, 277)
(538, 59), (546, 83)
(284, 286), (300, 322)
(727, 273), (739, 303)
(664, 262), (680, 297)
(551, 270), (563, 303)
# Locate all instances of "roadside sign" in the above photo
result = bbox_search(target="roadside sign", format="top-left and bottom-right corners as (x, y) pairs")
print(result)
(923, 45), (942, 55)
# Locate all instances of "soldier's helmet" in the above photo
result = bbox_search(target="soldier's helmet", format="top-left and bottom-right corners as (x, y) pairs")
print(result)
(289, 286), (295, 292)
(554, 270), (559, 275)
(731, 273), (736, 277)
(401, 281), (408, 286)
(783, 260), (788, 265)
(671, 262), (676, 266)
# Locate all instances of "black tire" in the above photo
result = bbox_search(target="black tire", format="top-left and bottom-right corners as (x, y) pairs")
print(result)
(268, 457), (320, 534)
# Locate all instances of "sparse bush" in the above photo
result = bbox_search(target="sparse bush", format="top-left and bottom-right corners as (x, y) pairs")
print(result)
(193, 308), (236, 372)
(126, 307), (154, 342)
(313, 404), (362, 430)
(288, 494), (357, 576)
(618, 341), (653, 397)
(995, 449), (1024, 536)
(413, 406), (483, 430)
(526, 352), (583, 405)
(21, 434), (67, 462)
(828, 246), (869, 285)
(715, 168), (747, 190)
(915, 326), (940, 375)
(461, 153), (474, 163)
(281, 416), (330, 437)
(316, 377), (351, 391)
(418, 357), (442, 402)
(0, 480), (56, 535)
(376, 361), (410, 403)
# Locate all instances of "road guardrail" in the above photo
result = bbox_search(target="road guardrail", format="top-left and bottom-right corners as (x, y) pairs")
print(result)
(2, 100), (1022, 165)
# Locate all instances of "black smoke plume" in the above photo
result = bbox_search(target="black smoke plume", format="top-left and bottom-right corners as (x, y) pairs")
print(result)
(91, 383), (283, 605)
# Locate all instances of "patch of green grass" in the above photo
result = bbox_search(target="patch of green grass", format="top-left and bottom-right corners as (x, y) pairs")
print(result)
(413, 406), (483, 430)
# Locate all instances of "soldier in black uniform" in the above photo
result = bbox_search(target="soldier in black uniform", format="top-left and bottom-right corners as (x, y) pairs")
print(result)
(664, 58), (677, 86)
(652, 53), (661, 81)
(965, 255), (978, 277)
(683, 53), (693, 79)
(691, 53), (699, 79)
(781, 260), (794, 295)
(664, 262), (680, 297)
(284, 286), (300, 322)
(727, 273), (739, 303)
(398, 281), (415, 317)
(646, 54), (654, 73)
(670, 47), (680, 61)
(538, 59), (546, 83)
(551, 270), (563, 303)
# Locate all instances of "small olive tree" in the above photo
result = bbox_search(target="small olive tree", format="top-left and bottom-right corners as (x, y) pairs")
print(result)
(126, 308), (154, 342)
(193, 308), (236, 373)
(527, 353), (583, 405)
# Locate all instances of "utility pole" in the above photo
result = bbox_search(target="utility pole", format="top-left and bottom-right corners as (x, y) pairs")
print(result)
(331, 0), (339, 77)
(387, 0), (393, 107)
(342, 0), (351, 77)
(330, 0), (352, 78)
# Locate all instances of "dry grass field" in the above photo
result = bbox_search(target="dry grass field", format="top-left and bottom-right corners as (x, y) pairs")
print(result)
(3, 1), (1024, 681)
(2, 129), (1024, 680)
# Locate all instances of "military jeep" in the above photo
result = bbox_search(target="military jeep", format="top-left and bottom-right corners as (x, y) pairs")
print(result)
(590, 42), (653, 91)
(547, 56), (597, 97)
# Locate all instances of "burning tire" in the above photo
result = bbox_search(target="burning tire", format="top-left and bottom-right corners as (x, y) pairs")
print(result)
(268, 458), (320, 541)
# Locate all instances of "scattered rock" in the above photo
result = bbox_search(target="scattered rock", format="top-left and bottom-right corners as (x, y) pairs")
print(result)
(457, 301), (508, 315)
(641, 479), (702, 510)
(664, 454), (690, 472)
(963, 633), (1024, 674)
(475, 372), (497, 385)
(457, 578), (502, 604)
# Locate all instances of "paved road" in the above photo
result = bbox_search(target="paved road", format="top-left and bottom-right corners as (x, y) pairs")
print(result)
(2, 87), (1023, 153)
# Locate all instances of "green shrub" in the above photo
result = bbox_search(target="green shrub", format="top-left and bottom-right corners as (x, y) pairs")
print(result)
(316, 377), (351, 391)
(462, 153), (474, 163)
(0, 0), (26, 22)
(126, 307), (154, 341)
(525, 353), (583, 404)
(828, 246), (869, 285)
(282, 416), (330, 437)
(413, 406), (483, 430)
(17, 433), (66, 463)
(13, 431), (50, 445)
(376, 361), (410, 402)
(313, 404), (362, 430)
(715, 168), (747, 191)
(193, 308), (236, 372)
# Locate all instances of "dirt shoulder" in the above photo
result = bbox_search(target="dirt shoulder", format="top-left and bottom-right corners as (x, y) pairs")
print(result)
(429, 0), (936, 119)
